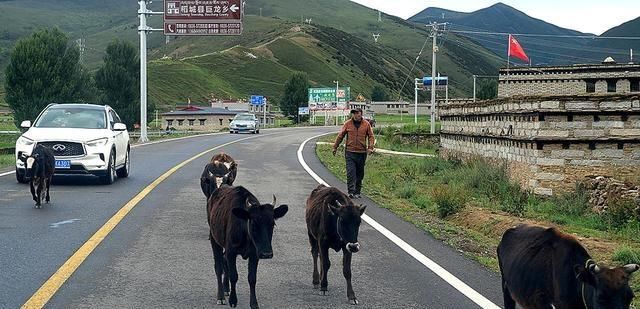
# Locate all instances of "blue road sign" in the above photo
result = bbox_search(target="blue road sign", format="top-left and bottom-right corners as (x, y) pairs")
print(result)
(423, 76), (448, 86)
(251, 95), (265, 106)
(298, 107), (310, 115)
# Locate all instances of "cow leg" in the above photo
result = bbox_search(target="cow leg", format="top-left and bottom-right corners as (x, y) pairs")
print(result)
(223, 256), (230, 296)
(343, 250), (358, 305)
(211, 237), (226, 305)
(319, 243), (331, 295)
(226, 252), (239, 307)
(45, 176), (52, 204)
(30, 181), (38, 206)
(309, 233), (320, 289)
(501, 278), (516, 309)
(247, 256), (260, 309)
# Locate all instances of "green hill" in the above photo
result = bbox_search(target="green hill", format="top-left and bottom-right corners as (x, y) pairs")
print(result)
(0, 0), (502, 109)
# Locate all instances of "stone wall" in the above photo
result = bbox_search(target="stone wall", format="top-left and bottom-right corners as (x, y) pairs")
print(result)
(497, 64), (640, 98)
(439, 95), (640, 195)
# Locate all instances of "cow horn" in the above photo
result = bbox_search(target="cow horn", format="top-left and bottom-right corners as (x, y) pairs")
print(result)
(208, 171), (214, 177)
(272, 194), (276, 206)
(589, 264), (602, 274)
(335, 200), (344, 208)
(623, 264), (640, 274)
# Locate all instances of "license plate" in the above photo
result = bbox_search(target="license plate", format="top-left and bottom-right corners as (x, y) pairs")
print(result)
(55, 160), (71, 169)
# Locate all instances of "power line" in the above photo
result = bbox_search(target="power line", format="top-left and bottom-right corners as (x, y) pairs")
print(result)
(449, 29), (640, 40)
(395, 36), (430, 101)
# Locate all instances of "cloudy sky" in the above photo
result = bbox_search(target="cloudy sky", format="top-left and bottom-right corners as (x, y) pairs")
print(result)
(349, 0), (640, 35)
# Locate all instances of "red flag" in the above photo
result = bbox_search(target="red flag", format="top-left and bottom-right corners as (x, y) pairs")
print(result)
(508, 34), (529, 63)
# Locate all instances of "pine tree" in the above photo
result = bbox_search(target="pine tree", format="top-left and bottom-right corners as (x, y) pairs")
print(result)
(5, 28), (90, 127)
(279, 72), (309, 121)
(95, 40), (149, 129)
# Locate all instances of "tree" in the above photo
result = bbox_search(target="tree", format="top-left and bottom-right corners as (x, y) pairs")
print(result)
(5, 28), (89, 127)
(371, 84), (388, 101)
(477, 78), (498, 100)
(95, 40), (148, 129)
(279, 72), (309, 121)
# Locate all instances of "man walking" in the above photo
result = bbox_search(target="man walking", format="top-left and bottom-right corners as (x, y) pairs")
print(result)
(333, 108), (375, 199)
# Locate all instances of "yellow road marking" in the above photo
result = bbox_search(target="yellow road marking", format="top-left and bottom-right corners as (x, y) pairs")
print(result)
(22, 135), (260, 308)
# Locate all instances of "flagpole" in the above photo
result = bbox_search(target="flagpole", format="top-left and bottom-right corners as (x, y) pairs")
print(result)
(506, 34), (511, 94)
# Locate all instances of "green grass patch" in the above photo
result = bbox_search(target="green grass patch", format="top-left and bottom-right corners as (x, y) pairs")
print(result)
(0, 134), (18, 149)
(316, 130), (640, 303)
(0, 153), (14, 170)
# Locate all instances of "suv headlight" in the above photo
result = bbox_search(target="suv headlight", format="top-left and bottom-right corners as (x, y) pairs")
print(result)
(17, 136), (34, 146)
(86, 137), (109, 147)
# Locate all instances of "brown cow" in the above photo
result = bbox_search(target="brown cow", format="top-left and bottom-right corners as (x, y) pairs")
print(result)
(208, 185), (288, 309)
(498, 224), (639, 309)
(305, 184), (366, 305)
(200, 153), (237, 199)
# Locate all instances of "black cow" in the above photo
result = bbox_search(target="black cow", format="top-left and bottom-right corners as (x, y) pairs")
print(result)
(208, 186), (288, 309)
(498, 224), (639, 309)
(305, 184), (366, 305)
(19, 144), (55, 208)
(200, 153), (237, 200)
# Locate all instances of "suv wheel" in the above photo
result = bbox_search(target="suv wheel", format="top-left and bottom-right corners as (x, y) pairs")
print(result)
(16, 167), (28, 184)
(116, 148), (130, 178)
(100, 150), (116, 185)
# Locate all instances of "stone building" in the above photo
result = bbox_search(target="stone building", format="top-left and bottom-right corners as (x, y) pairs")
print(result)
(439, 95), (640, 195)
(161, 106), (241, 131)
(498, 61), (640, 98)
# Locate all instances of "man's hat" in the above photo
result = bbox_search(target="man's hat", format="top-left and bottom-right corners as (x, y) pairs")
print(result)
(350, 107), (363, 114)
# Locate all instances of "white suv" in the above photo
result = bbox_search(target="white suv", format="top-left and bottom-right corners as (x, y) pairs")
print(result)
(15, 103), (130, 184)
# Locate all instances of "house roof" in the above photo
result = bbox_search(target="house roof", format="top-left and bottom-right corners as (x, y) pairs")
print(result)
(161, 105), (246, 116)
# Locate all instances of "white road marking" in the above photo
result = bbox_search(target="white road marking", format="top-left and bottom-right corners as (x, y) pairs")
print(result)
(50, 219), (80, 228)
(297, 133), (501, 309)
(0, 170), (15, 177)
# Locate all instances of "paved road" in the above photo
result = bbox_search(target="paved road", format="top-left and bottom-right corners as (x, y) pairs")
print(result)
(0, 127), (504, 308)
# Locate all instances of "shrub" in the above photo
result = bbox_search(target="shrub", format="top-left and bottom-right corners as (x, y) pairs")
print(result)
(411, 195), (431, 209)
(397, 183), (416, 199)
(432, 185), (467, 218)
(613, 246), (640, 265)
(603, 197), (637, 229)
(497, 180), (529, 216)
(418, 158), (453, 176)
(551, 183), (590, 216)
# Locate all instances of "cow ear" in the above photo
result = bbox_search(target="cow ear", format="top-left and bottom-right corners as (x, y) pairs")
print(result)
(574, 264), (595, 284)
(274, 205), (288, 220)
(358, 205), (367, 215)
(232, 208), (250, 220)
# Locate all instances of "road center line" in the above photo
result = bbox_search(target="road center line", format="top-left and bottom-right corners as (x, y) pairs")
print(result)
(297, 133), (501, 309)
(21, 134), (264, 309)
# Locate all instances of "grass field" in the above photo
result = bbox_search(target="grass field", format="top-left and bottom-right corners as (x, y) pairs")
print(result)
(374, 114), (433, 125)
(317, 136), (640, 302)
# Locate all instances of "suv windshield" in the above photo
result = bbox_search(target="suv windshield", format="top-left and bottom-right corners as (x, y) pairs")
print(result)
(34, 107), (107, 129)
(234, 114), (255, 121)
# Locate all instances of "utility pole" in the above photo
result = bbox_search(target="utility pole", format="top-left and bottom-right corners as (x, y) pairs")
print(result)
(138, 0), (163, 142)
(428, 22), (446, 134)
(333, 80), (339, 126)
(259, 8), (262, 17)
(378, 10), (382, 22)
(76, 38), (85, 64)
(473, 75), (477, 102)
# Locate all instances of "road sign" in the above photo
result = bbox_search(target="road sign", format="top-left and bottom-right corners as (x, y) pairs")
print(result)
(164, 0), (243, 36)
(423, 76), (448, 86)
(308, 87), (351, 107)
(298, 107), (310, 115)
(250, 95), (265, 106)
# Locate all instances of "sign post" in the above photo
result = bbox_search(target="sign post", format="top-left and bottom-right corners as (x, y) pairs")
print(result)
(164, 0), (243, 35)
(138, 1), (163, 143)
(250, 95), (266, 127)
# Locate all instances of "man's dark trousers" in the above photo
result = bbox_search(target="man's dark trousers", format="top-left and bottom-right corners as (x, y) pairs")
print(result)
(345, 151), (367, 195)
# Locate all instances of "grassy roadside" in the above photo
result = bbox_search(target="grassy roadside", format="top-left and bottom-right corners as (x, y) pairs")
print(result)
(316, 136), (640, 303)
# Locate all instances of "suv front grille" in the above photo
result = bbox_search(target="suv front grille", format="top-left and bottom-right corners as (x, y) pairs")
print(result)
(38, 142), (85, 157)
